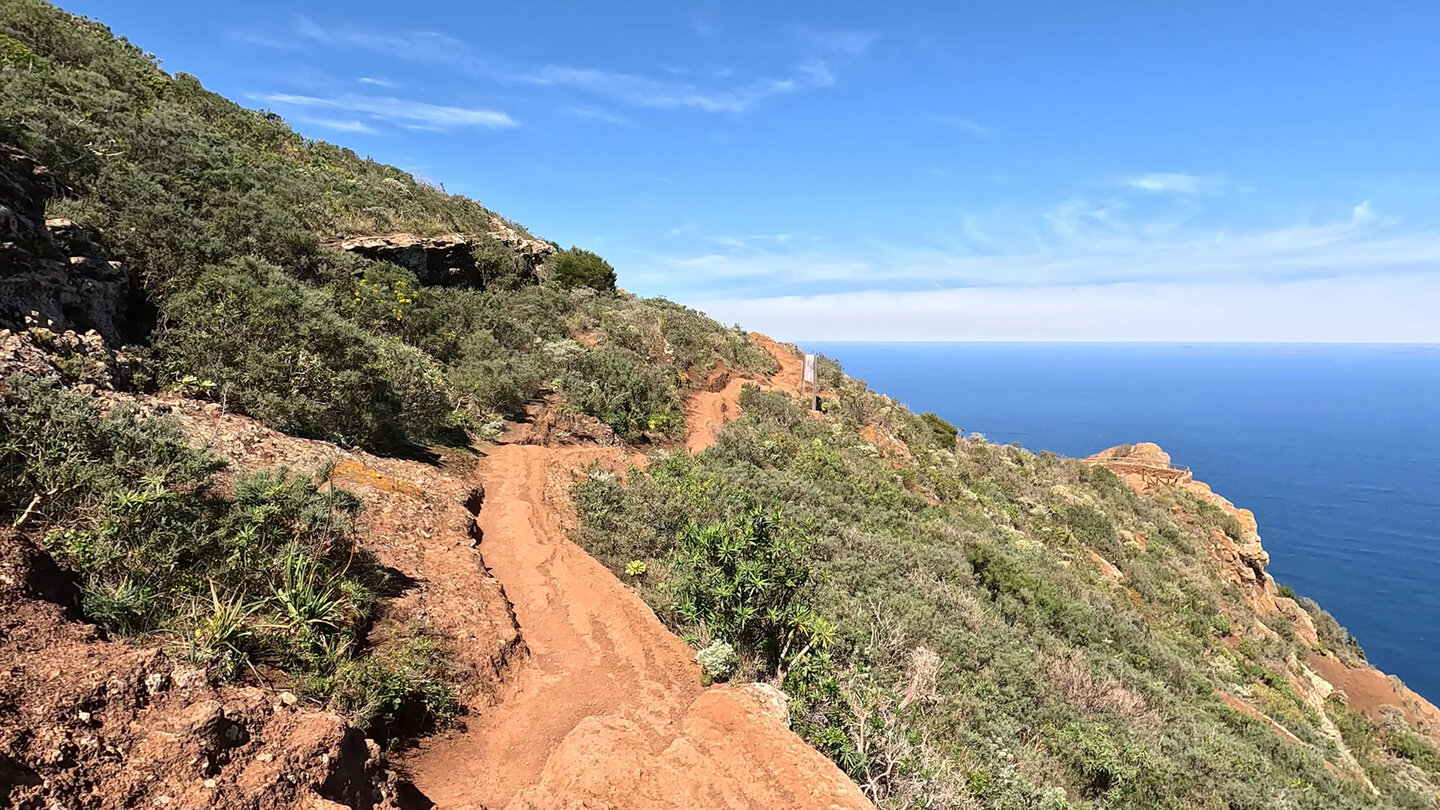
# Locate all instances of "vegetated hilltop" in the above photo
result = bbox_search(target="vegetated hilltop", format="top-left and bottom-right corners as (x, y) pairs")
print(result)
(3, 1), (1440, 808)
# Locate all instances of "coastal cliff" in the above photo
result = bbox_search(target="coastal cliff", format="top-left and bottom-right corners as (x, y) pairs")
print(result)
(1090, 442), (1440, 791)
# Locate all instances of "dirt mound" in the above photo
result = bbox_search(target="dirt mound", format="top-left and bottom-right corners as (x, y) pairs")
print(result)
(513, 397), (620, 447)
(140, 395), (525, 703)
(0, 531), (406, 809)
(0, 391), (531, 807)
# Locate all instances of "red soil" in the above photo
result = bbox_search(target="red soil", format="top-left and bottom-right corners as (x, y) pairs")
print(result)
(402, 338), (871, 808)
(1309, 651), (1440, 740)
(684, 333), (807, 454)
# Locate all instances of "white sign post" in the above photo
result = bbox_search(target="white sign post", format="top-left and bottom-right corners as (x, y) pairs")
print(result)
(802, 352), (818, 411)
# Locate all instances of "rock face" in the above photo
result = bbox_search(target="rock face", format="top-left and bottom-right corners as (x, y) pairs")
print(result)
(0, 146), (135, 344)
(336, 221), (556, 289)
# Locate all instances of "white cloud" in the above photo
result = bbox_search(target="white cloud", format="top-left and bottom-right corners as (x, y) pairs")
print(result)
(274, 17), (874, 116)
(357, 76), (396, 88)
(522, 57), (846, 115)
(1125, 173), (1205, 194)
(625, 199), (1440, 342)
(687, 274), (1440, 343)
(293, 17), (466, 61)
(563, 106), (630, 125)
(291, 116), (378, 134)
(626, 202), (1427, 292)
(250, 93), (517, 131)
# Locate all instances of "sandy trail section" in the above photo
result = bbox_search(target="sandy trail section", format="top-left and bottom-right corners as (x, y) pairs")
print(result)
(685, 333), (807, 453)
(404, 337), (869, 809)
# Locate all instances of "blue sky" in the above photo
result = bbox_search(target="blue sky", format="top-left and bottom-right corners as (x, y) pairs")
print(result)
(68, 1), (1440, 341)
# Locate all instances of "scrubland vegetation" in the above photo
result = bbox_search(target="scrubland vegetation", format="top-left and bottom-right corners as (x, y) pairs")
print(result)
(1, 0), (769, 449)
(0, 0), (769, 733)
(5, 1), (1440, 805)
(0, 376), (455, 738)
(572, 377), (1440, 808)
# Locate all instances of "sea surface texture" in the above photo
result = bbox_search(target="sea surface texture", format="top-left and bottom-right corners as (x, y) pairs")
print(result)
(810, 342), (1440, 701)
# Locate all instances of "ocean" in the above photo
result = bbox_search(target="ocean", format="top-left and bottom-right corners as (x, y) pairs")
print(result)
(808, 342), (1440, 702)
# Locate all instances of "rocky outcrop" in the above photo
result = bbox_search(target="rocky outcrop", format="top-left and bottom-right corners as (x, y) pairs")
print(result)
(1089, 440), (1440, 767)
(1, 327), (131, 391)
(1089, 442), (1280, 615)
(335, 222), (556, 289)
(0, 146), (135, 344)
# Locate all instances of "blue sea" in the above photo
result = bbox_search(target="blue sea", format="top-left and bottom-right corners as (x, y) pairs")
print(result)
(809, 342), (1440, 701)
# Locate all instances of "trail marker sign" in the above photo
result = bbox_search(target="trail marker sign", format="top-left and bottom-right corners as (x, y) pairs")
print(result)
(802, 353), (819, 410)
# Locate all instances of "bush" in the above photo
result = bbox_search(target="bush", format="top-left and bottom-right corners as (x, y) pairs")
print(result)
(0, 375), (451, 737)
(548, 247), (616, 291)
(447, 330), (553, 420)
(918, 412), (959, 448)
(562, 345), (682, 440)
(696, 640), (739, 682)
(324, 634), (459, 739)
(153, 257), (448, 448)
(670, 510), (834, 671)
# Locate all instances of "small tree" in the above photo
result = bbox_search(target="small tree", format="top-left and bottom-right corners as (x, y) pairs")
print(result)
(548, 247), (617, 292)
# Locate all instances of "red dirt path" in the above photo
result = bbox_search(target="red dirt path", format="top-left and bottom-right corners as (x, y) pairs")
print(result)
(402, 339), (870, 809)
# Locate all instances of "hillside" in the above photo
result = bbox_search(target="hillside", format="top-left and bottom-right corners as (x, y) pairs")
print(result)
(4, 1), (1440, 808)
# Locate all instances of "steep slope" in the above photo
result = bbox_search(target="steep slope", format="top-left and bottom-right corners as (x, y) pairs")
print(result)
(7, 3), (1440, 808)
(570, 364), (1440, 808)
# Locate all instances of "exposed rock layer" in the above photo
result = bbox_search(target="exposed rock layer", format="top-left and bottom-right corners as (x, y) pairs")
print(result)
(0, 146), (135, 344)
(335, 223), (556, 289)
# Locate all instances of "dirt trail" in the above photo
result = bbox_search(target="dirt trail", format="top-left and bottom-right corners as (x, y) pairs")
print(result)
(404, 338), (870, 809)
(685, 333), (807, 453)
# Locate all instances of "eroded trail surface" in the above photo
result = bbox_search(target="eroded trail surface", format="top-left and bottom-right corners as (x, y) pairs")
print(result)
(405, 341), (869, 809)
(685, 333), (806, 453)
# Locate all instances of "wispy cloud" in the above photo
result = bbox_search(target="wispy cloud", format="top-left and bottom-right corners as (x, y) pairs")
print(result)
(563, 106), (631, 125)
(249, 92), (517, 131)
(1124, 172), (1209, 194)
(262, 16), (875, 116)
(523, 65), (838, 114)
(357, 76), (396, 88)
(522, 29), (872, 115)
(291, 116), (378, 134)
(929, 114), (994, 137)
(626, 200), (1437, 297)
(293, 17), (466, 62)
(689, 273), (1440, 342)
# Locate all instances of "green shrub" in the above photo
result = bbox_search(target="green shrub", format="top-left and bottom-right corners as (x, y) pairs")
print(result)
(918, 412), (959, 448)
(562, 345), (682, 440)
(670, 510), (834, 671)
(324, 635), (459, 739)
(447, 330), (553, 420)
(548, 247), (616, 291)
(696, 640), (739, 682)
(0, 375), (451, 737)
(153, 257), (448, 448)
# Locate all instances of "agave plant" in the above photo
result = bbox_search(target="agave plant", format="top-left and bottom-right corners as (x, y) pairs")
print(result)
(270, 546), (353, 640)
(185, 581), (262, 680)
